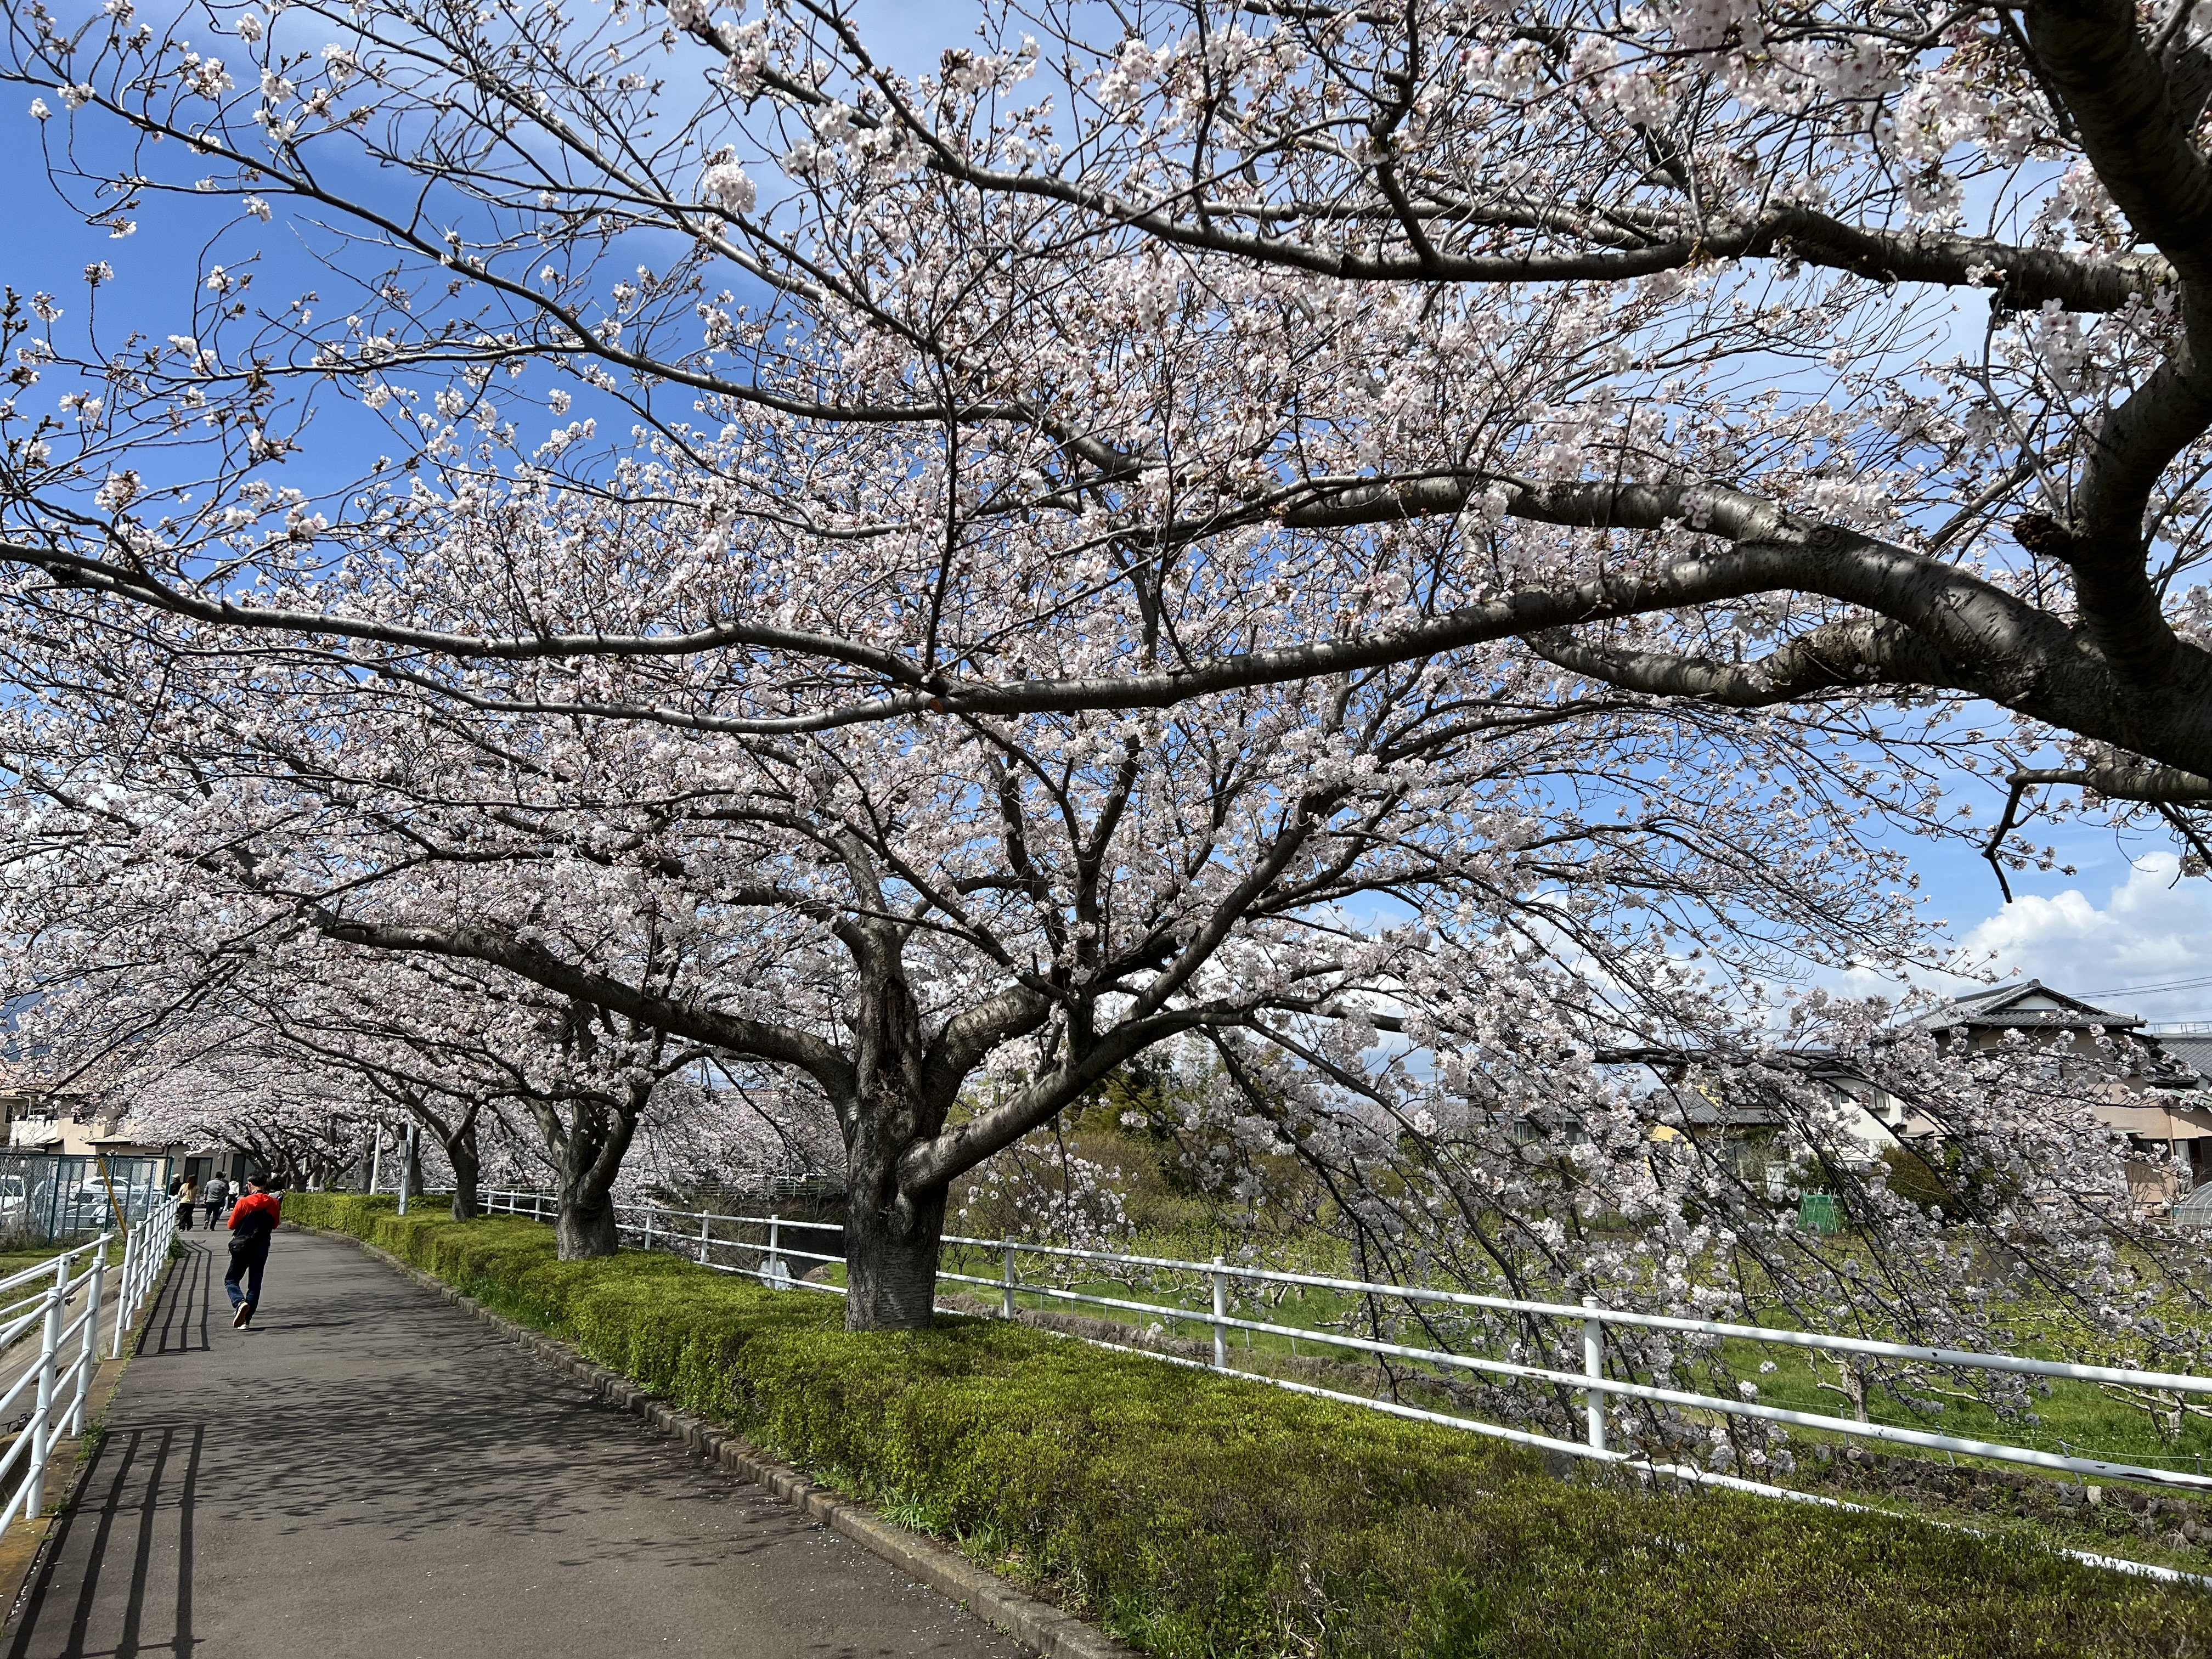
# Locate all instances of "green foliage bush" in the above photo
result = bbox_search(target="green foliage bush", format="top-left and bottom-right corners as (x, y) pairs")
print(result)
(285, 1192), (2212, 1658)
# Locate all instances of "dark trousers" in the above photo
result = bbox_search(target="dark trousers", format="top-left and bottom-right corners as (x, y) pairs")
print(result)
(177, 1203), (194, 1231)
(225, 1242), (268, 1310)
(202, 1201), (221, 1229)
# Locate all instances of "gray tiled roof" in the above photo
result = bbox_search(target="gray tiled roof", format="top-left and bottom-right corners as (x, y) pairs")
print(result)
(2157, 1034), (2212, 1083)
(1910, 979), (2144, 1031)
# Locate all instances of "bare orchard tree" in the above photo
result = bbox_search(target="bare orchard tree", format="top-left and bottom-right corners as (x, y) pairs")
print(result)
(7, 0), (2212, 874)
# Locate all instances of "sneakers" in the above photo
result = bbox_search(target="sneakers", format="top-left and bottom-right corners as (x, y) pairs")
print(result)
(232, 1302), (253, 1329)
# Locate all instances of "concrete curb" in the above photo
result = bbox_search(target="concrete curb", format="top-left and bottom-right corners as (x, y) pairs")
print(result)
(307, 1225), (1135, 1659)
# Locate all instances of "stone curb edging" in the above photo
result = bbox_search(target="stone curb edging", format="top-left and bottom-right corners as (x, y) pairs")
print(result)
(304, 1225), (1135, 1659)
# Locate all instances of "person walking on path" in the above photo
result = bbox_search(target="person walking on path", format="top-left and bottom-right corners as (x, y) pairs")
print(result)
(225, 1176), (281, 1329)
(202, 1172), (229, 1231)
(174, 1175), (199, 1232)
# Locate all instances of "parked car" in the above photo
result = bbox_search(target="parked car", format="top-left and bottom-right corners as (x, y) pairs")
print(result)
(60, 1183), (121, 1225)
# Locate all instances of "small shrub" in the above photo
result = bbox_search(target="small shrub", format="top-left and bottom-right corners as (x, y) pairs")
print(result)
(1880, 1145), (1957, 1218)
(285, 1194), (2212, 1658)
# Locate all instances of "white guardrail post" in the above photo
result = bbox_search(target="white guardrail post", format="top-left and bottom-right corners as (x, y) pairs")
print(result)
(69, 1246), (106, 1437)
(24, 1253), (67, 1516)
(1002, 1242), (1017, 1320)
(1582, 1297), (1606, 1454)
(109, 1228), (135, 1361)
(1212, 1257), (1228, 1370)
(765, 1214), (780, 1285)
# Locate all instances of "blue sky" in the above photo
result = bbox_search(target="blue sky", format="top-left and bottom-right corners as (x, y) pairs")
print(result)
(8, 13), (2210, 1028)
(1890, 831), (2212, 1024)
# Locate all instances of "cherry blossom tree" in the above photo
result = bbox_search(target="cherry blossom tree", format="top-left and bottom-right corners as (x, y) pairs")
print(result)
(0, 508), (1976, 1324)
(115, 1036), (379, 1190)
(0, 0), (2207, 1376)
(242, 956), (721, 1242)
(4, 0), (2212, 876)
(1187, 996), (2197, 1464)
(7, 871), (730, 1246)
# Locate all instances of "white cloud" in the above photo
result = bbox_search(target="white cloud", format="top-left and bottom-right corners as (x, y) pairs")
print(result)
(1949, 855), (2212, 1021)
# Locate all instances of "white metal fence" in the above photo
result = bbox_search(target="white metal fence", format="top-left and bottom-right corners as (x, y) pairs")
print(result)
(0, 1200), (175, 1532)
(110, 1203), (178, 1361)
(478, 1188), (2212, 1581)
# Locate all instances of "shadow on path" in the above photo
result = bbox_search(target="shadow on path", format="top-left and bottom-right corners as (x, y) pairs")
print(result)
(143, 1244), (215, 1359)
(9, 1421), (201, 1659)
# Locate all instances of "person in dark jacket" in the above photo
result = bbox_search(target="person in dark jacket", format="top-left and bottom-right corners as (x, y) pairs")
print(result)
(224, 1176), (282, 1329)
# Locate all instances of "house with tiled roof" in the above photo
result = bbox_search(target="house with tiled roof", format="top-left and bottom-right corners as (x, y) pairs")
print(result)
(1637, 981), (2212, 1207)
(1911, 981), (2212, 1199)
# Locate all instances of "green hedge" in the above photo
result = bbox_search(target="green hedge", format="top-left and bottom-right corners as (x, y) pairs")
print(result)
(285, 1193), (2211, 1658)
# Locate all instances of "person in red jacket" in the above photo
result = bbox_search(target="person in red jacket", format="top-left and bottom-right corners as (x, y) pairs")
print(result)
(225, 1176), (282, 1329)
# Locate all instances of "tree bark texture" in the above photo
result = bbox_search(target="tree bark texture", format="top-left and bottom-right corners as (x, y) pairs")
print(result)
(837, 931), (952, 1330)
(555, 1185), (621, 1258)
(842, 1153), (946, 1331)
(445, 1112), (482, 1222)
(535, 1082), (641, 1261)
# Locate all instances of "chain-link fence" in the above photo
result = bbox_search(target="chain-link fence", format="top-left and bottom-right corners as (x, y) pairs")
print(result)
(0, 1153), (174, 1246)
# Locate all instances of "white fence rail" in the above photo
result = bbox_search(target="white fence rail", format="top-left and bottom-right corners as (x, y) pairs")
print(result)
(0, 1201), (174, 1533)
(477, 1188), (2211, 1581)
(110, 1204), (177, 1361)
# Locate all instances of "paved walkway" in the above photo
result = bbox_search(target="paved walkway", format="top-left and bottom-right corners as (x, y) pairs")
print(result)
(4, 1232), (1025, 1659)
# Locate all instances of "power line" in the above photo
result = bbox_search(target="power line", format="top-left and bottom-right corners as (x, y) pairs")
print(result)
(2071, 973), (2212, 998)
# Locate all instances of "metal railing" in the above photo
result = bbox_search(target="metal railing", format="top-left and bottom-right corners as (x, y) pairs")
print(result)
(689, 1172), (844, 1205)
(478, 1187), (2212, 1582)
(109, 1203), (177, 1361)
(0, 1200), (174, 1532)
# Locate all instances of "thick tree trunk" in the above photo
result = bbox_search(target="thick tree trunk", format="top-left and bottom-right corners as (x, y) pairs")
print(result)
(544, 1095), (634, 1260)
(833, 926), (961, 1331)
(447, 1115), (481, 1222)
(843, 1174), (946, 1331)
(552, 1135), (622, 1257)
(555, 1189), (620, 1257)
(839, 978), (948, 1329)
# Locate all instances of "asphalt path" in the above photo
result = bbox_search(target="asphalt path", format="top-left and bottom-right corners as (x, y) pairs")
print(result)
(3, 1231), (1026, 1659)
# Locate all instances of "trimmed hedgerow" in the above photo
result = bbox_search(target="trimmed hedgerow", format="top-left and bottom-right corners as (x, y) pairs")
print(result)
(286, 1193), (2212, 1658)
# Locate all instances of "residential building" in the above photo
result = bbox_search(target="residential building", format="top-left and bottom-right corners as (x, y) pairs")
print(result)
(1905, 981), (2212, 1200)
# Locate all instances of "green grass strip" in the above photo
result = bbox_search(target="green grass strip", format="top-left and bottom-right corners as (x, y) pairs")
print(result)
(287, 1193), (2212, 1658)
